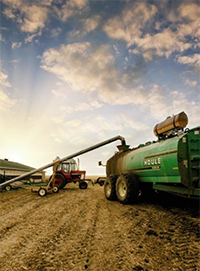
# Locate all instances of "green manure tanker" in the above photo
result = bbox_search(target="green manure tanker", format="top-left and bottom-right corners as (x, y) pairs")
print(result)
(104, 112), (200, 204)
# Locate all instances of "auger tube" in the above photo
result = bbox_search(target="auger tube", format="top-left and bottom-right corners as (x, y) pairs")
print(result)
(0, 135), (126, 188)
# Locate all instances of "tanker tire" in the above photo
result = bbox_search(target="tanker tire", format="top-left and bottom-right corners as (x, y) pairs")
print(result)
(49, 173), (67, 189)
(116, 173), (139, 204)
(104, 175), (118, 201)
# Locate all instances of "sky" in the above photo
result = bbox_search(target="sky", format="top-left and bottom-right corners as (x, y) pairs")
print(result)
(0, 0), (200, 176)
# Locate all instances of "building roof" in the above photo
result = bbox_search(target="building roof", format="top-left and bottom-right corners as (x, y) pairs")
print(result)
(0, 159), (35, 171)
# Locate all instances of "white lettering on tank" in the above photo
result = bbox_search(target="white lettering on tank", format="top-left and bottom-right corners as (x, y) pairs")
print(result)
(144, 157), (161, 166)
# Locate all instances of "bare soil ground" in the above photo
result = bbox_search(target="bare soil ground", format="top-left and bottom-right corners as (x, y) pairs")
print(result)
(0, 183), (199, 271)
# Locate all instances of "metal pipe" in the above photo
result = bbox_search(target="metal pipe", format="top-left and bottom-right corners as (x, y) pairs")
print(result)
(0, 135), (126, 188)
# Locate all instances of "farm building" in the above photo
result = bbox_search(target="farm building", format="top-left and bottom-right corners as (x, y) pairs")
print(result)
(0, 159), (45, 182)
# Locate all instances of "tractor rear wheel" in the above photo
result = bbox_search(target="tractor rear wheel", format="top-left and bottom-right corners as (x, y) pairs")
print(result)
(50, 173), (67, 189)
(79, 181), (88, 189)
(104, 175), (117, 200)
(116, 173), (140, 204)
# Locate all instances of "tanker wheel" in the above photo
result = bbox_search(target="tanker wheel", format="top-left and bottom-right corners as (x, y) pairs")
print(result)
(49, 173), (67, 189)
(104, 175), (118, 200)
(38, 188), (47, 197)
(79, 181), (88, 189)
(116, 173), (140, 204)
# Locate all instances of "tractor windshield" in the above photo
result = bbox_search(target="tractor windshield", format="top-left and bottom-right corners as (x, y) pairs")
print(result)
(62, 163), (70, 172)
(71, 163), (78, 171)
(60, 161), (78, 172)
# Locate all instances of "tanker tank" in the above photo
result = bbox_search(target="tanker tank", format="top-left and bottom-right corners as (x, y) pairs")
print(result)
(104, 112), (200, 204)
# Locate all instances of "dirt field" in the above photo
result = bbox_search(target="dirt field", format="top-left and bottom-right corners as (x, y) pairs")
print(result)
(0, 183), (199, 271)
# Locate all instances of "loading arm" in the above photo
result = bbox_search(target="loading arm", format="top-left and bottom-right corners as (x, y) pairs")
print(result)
(0, 135), (126, 188)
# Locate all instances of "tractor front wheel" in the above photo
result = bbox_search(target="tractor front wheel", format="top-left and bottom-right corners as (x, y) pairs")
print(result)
(79, 181), (88, 189)
(116, 173), (140, 204)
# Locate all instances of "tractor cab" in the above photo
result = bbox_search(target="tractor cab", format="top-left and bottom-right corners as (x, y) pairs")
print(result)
(57, 159), (78, 173)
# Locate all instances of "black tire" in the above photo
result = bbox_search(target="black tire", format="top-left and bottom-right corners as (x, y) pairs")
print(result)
(52, 186), (59, 193)
(116, 173), (140, 204)
(5, 185), (12, 191)
(49, 173), (67, 189)
(38, 188), (47, 197)
(104, 175), (118, 200)
(79, 181), (88, 189)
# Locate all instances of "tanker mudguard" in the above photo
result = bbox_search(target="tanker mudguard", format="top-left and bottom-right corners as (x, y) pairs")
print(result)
(105, 112), (200, 202)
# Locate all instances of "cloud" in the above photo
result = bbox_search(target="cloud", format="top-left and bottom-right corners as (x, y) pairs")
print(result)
(103, 2), (157, 46)
(0, 90), (16, 112)
(54, 0), (89, 21)
(24, 29), (42, 43)
(50, 27), (62, 38)
(145, 85), (200, 126)
(134, 29), (191, 60)
(171, 2), (200, 41)
(10, 59), (20, 64)
(98, 85), (146, 106)
(41, 42), (115, 93)
(61, 100), (103, 113)
(176, 54), (200, 71)
(0, 34), (4, 42)
(2, 0), (49, 33)
(0, 70), (11, 88)
(84, 15), (101, 33)
(41, 41), (151, 107)
(146, 84), (170, 120)
(116, 114), (149, 132)
(2, 0), (22, 19)
(171, 91), (200, 128)
(3, 8), (16, 19)
(20, 5), (48, 33)
(51, 89), (68, 99)
(11, 42), (22, 49)
(49, 116), (93, 146)
(184, 78), (197, 87)
(103, 1), (199, 60)
(42, 0), (54, 7)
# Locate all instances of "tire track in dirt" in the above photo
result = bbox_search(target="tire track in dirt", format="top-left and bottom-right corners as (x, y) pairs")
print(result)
(0, 189), (74, 271)
(168, 214), (200, 271)
(0, 189), (35, 216)
(91, 202), (134, 271)
(0, 186), (104, 271)
(0, 195), (47, 238)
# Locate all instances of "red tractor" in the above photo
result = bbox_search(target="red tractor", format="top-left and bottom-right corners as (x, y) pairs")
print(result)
(50, 158), (88, 190)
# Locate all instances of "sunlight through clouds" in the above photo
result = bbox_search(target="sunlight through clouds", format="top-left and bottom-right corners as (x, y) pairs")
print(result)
(1, 0), (199, 174)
